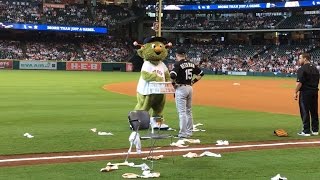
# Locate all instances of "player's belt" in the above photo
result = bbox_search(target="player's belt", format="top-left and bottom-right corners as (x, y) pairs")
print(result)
(176, 84), (191, 86)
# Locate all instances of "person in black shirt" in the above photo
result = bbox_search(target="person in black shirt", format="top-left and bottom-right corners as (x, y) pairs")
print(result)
(295, 53), (320, 136)
(170, 47), (204, 138)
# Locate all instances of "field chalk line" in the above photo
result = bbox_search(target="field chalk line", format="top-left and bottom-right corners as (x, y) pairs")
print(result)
(1, 141), (319, 163)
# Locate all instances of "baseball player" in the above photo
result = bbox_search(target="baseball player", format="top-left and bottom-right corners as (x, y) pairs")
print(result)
(170, 47), (204, 138)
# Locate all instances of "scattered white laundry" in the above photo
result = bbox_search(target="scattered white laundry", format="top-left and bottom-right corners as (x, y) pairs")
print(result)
(142, 155), (164, 160)
(271, 174), (287, 180)
(170, 141), (189, 148)
(100, 164), (119, 172)
(23, 133), (34, 138)
(98, 132), (114, 136)
(183, 151), (222, 158)
(170, 138), (201, 147)
(194, 123), (203, 127)
(193, 123), (206, 132)
(216, 140), (229, 146)
(90, 128), (113, 136)
(167, 128), (177, 131)
(105, 162), (160, 178)
(170, 139), (186, 147)
(122, 173), (140, 179)
(122, 171), (160, 179)
(141, 171), (161, 178)
(183, 152), (200, 158)
(193, 128), (206, 132)
(184, 139), (201, 144)
(130, 163), (150, 171)
(107, 161), (135, 167)
(200, 151), (222, 158)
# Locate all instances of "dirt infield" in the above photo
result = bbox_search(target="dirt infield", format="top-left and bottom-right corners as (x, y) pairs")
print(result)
(1, 79), (320, 168)
(105, 79), (320, 115)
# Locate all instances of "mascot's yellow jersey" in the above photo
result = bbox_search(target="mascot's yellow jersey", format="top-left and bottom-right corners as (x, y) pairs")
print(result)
(137, 61), (168, 95)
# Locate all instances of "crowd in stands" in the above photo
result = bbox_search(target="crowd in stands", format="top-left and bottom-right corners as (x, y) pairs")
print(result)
(1, 0), (320, 31)
(81, 38), (131, 62)
(93, 5), (130, 27)
(0, 1), (41, 24)
(163, 13), (320, 30)
(43, 4), (92, 26)
(171, 43), (319, 73)
(278, 14), (320, 29)
(1, 37), (319, 73)
(25, 42), (82, 61)
(0, 1), (132, 28)
(0, 38), (132, 62)
(0, 40), (24, 59)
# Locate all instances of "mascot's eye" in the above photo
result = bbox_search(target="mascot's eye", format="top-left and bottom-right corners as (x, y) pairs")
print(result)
(151, 44), (156, 48)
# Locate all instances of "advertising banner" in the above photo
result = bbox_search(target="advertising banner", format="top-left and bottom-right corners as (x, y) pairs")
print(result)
(0, 60), (13, 69)
(0, 22), (108, 34)
(227, 71), (247, 76)
(66, 62), (102, 71)
(43, 3), (65, 9)
(164, 0), (320, 11)
(19, 61), (57, 70)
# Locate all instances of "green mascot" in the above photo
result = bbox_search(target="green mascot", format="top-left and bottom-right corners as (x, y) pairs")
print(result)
(133, 36), (172, 129)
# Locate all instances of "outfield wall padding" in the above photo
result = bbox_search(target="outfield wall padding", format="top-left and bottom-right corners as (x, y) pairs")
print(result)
(13, 61), (19, 70)
(57, 62), (66, 70)
(101, 63), (126, 72)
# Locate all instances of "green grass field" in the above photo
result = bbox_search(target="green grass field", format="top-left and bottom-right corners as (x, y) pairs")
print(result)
(0, 70), (319, 179)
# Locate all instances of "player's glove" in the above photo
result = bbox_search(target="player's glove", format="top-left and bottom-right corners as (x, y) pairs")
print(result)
(274, 129), (288, 137)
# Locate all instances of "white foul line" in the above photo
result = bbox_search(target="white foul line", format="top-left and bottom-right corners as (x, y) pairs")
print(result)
(1, 141), (319, 163)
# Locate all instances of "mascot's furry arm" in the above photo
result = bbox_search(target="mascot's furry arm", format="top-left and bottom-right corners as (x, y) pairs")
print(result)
(164, 71), (170, 82)
(141, 71), (163, 82)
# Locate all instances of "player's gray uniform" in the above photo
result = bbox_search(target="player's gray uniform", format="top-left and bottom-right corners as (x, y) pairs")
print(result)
(175, 85), (193, 137)
(170, 58), (204, 138)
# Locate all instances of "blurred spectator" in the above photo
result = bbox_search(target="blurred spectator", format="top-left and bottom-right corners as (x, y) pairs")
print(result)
(169, 43), (318, 73)
(0, 40), (24, 59)
(81, 38), (131, 62)
(25, 42), (81, 61)
(43, 5), (91, 26)
(93, 5), (130, 27)
(0, 1), (41, 24)
(166, 13), (284, 30)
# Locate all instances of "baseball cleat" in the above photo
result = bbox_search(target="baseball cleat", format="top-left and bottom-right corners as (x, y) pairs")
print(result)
(297, 132), (311, 136)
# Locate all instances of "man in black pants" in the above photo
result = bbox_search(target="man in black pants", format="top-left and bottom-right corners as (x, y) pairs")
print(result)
(294, 53), (319, 136)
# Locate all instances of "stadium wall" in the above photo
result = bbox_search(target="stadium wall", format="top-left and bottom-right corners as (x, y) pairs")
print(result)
(0, 59), (296, 77)
(0, 60), (133, 72)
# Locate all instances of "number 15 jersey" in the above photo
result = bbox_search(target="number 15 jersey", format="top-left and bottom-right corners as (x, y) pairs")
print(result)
(170, 59), (204, 85)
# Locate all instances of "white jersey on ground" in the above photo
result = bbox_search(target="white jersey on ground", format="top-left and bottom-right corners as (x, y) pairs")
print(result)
(137, 61), (168, 95)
